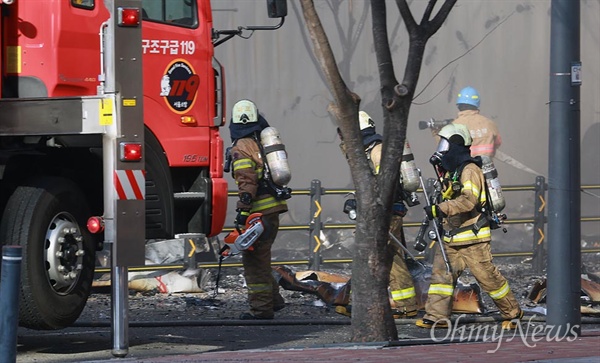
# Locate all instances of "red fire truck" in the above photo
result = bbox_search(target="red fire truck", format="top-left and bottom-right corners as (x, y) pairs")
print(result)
(0, 0), (286, 330)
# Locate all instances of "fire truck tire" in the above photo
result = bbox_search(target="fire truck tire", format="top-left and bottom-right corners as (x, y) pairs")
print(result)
(0, 177), (95, 330)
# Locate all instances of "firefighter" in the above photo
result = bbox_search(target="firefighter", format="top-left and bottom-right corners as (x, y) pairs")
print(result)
(228, 99), (288, 320)
(447, 86), (501, 158)
(336, 111), (418, 318)
(416, 123), (523, 330)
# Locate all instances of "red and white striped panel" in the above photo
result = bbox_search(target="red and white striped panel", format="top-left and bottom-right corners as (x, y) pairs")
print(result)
(114, 170), (145, 200)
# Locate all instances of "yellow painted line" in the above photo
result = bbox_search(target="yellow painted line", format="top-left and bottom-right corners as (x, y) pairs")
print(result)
(187, 239), (196, 258)
(538, 195), (546, 212)
(313, 200), (322, 219)
(537, 228), (545, 245)
(313, 235), (321, 253)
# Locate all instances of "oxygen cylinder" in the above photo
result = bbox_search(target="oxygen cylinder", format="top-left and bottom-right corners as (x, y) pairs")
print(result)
(400, 141), (419, 192)
(260, 127), (291, 186)
(481, 156), (506, 212)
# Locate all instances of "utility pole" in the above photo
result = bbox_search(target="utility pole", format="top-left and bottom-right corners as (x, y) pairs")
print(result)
(547, 0), (581, 336)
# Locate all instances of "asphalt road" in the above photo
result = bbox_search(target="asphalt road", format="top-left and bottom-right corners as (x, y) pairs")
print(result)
(17, 321), (353, 362)
(14, 261), (600, 362)
(17, 316), (600, 363)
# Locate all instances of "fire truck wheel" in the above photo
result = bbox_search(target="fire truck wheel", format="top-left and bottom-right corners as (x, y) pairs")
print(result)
(0, 177), (96, 330)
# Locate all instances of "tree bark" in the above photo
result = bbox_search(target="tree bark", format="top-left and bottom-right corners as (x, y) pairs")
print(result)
(299, 0), (456, 342)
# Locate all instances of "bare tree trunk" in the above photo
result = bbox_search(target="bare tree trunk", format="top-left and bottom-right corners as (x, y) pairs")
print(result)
(299, 0), (397, 341)
(299, 0), (456, 342)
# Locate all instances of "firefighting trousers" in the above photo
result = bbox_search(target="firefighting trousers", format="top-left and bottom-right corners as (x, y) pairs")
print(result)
(388, 215), (418, 312)
(424, 241), (520, 321)
(241, 213), (285, 318)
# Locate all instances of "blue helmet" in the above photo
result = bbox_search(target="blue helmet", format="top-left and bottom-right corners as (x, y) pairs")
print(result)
(456, 86), (480, 108)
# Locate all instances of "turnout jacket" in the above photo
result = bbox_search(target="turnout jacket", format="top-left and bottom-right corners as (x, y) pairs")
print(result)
(452, 110), (501, 158)
(437, 162), (490, 246)
(366, 142), (382, 175)
(231, 137), (288, 216)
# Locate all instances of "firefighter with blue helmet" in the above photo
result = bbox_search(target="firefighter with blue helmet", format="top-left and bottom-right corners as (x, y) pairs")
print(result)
(228, 99), (288, 319)
(453, 86), (502, 158)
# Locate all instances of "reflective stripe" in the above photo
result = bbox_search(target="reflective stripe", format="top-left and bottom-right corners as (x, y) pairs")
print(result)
(232, 158), (264, 180)
(428, 283), (454, 296)
(471, 144), (495, 155)
(489, 281), (511, 300)
(391, 287), (416, 301)
(463, 180), (480, 199)
(247, 283), (271, 294)
(444, 226), (491, 243)
(444, 173), (489, 243)
(250, 196), (287, 212)
(233, 158), (255, 171)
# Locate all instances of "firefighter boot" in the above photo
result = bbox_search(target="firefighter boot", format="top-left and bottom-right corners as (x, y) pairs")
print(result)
(501, 309), (524, 330)
(273, 292), (286, 312)
(415, 318), (449, 329)
(335, 305), (352, 317)
(392, 308), (418, 319)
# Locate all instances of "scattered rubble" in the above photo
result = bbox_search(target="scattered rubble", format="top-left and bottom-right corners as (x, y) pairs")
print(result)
(84, 238), (600, 322)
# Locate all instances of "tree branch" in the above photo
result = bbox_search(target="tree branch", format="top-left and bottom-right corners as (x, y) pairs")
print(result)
(420, 0), (438, 25)
(395, 0), (418, 34)
(299, 0), (358, 110)
(426, 0), (457, 37)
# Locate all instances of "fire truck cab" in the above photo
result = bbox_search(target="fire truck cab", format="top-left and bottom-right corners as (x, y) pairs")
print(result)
(0, 0), (286, 330)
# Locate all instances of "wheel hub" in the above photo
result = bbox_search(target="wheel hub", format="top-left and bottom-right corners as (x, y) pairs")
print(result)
(45, 212), (85, 295)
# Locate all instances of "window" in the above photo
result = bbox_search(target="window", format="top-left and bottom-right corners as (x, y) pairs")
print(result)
(72, 0), (94, 10)
(141, 0), (197, 28)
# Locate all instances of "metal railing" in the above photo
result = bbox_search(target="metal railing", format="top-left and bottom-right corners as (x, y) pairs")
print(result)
(222, 178), (600, 273)
(95, 178), (599, 275)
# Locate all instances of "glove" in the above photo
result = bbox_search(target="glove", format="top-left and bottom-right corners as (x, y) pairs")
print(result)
(424, 205), (445, 220)
(392, 202), (407, 217)
(235, 209), (250, 226)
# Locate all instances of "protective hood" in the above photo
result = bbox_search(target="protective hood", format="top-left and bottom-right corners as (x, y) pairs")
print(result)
(440, 142), (476, 172)
(229, 114), (270, 142)
(361, 128), (383, 147)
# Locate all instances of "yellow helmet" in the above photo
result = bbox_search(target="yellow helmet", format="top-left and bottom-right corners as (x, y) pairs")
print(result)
(358, 111), (375, 130)
(438, 123), (472, 147)
(232, 100), (258, 124)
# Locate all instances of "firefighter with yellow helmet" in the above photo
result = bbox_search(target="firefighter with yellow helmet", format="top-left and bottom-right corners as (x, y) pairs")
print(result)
(228, 99), (290, 319)
(416, 123), (522, 330)
(337, 111), (419, 318)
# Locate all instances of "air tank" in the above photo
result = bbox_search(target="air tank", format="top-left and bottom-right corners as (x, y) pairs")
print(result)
(260, 127), (291, 186)
(481, 155), (505, 212)
(400, 141), (419, 192)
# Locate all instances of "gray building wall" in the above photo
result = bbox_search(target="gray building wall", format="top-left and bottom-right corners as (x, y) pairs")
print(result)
(212, 1), (600, 247)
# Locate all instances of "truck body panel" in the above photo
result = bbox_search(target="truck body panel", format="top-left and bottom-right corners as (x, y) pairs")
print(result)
(0, 0), (285, 330)
(2, 0), (227, 239)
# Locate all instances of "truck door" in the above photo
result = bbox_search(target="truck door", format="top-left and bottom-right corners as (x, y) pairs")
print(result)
(140, 0), (215, 168)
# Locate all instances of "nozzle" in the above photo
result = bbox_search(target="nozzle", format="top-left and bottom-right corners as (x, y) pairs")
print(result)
(418, 118), (453, 130)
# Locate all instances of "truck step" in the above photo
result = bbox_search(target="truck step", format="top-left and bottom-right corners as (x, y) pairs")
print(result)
(173, 192), (206, 203)
(174, 233), (206, 239)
